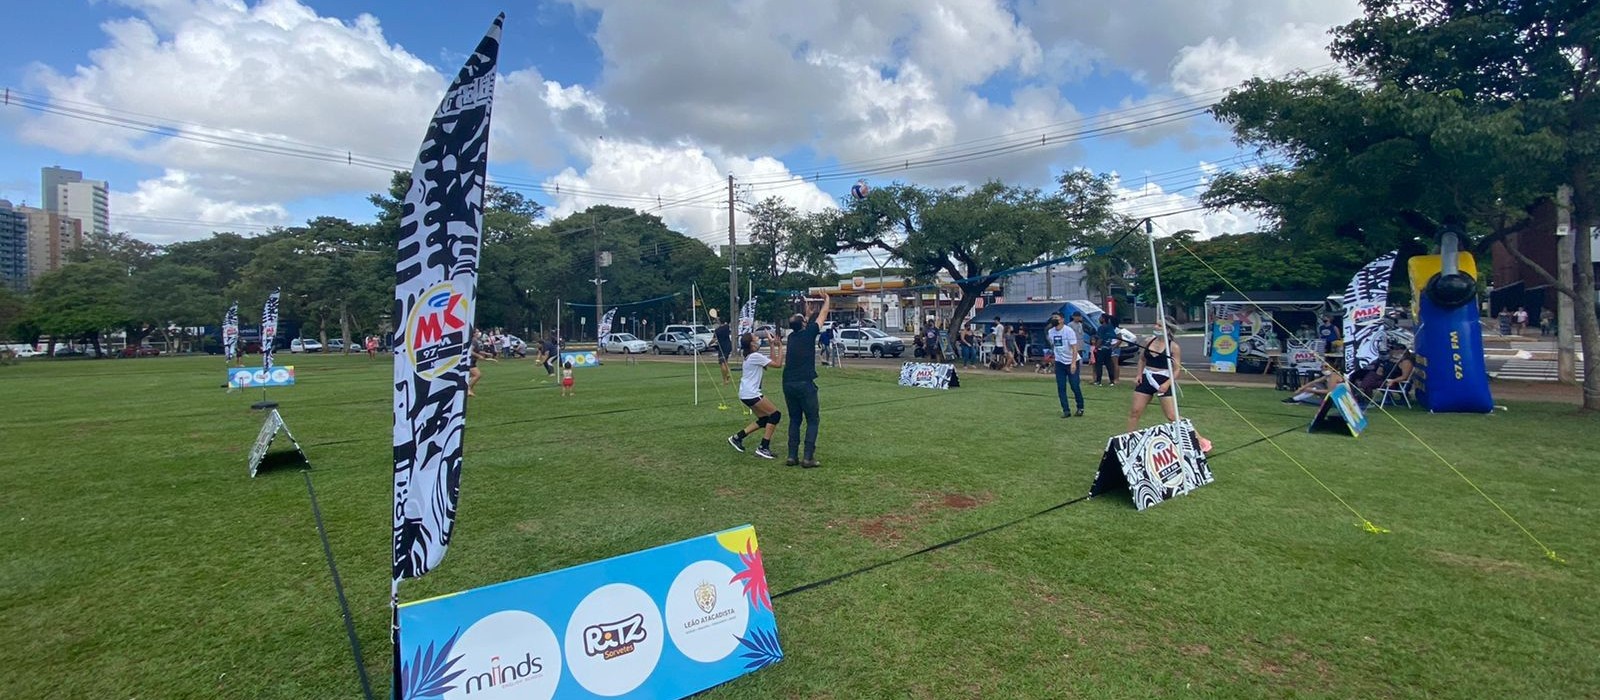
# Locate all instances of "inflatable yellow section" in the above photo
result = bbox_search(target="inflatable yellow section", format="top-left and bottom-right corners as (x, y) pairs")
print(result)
(1407, 252), (1478, 317)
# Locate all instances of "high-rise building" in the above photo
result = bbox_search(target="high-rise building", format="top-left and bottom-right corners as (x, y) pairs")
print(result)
(18, 206), (82, 282)
(0, 200), (27, 292)
(41, 166), (109, 238)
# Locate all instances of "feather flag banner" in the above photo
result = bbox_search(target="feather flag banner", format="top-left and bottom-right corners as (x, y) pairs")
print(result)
(260, 289), (280, 372)
(1342, 251), (1398, 374)
(223, 302), (239, 362)
(392, 15), (502, 582)
(737, 297), (756, 336)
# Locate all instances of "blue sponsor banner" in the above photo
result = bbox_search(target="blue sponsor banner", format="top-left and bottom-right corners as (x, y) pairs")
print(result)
(1309, 383), (1368, 437)
(227, 366), (296, 388)
(1209, 321), (1240, 373)
(398, 525), (781, 700)
(560, 351), (599, 368)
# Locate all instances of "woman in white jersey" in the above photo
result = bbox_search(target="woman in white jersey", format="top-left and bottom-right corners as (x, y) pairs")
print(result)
(727, 331), (785, 460)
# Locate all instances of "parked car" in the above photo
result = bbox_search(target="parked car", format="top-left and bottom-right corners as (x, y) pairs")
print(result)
(602, 333), (650, 354)
(325, 339), (348, 353)
(119, 346), (161, 358)
(652, 332), (706, 355)
(290, 338), (323, 353)
(13, 347), (41, 358)
(663, 324), (714, 345)
(837, 327), (905, 358)
(53, 346), (87, 357)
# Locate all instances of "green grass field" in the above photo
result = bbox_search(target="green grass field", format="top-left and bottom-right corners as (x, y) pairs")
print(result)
(2, 354), (1596, 698)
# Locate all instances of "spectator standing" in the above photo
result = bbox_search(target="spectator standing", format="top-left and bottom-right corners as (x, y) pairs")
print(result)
(1047, 312), (1084, 417)
(1513, 306), (1529, 335)
(1540, 308), (1555, 336)
(1094, 315), (1121, 386)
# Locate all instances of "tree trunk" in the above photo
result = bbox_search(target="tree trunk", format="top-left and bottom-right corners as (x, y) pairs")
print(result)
(1501, 213), (1600, 410)
(90, 331), (103, 358)
(339, 301), (352, 354)
(947, 281), (990, 333)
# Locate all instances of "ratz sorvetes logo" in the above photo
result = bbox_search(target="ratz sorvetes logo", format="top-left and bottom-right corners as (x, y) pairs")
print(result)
(583, 613), (648, 660)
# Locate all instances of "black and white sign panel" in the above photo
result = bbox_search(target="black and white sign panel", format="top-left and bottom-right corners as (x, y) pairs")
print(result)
(248, 408), (308, 478)
(1090, 419), (1214, 510)
(898, 362), (957, 389)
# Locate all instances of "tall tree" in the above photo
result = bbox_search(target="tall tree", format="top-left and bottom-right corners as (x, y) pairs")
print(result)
(1206, 0), (1600, 408)
(29, 260), (132, 356)
(793, 172), (1121, 326)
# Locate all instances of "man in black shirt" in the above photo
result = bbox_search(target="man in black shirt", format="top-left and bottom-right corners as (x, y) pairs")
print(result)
(782, 292), (831, 468)
(715, 319), (733, 384)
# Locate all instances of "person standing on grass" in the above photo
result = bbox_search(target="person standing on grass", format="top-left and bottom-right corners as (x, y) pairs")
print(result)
(729, 331), (784, 460)
(560, 360), (575, 397)
(782, 292), (830, 468)
(467, 331), (499, 398)
(1094, 315), (1121, 386)
(1126, 318), (1210, 450)
(990, 317), (1008, 370)
(541, 333), (559, 380)
(1047, 312), (1084, 418)
(715, 319), (734, 384)
(1513, 306), (1529, 335)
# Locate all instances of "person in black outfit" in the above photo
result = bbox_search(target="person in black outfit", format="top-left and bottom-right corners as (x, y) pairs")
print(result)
(782, 292), (831, 468)
(715, 319), (733, 384)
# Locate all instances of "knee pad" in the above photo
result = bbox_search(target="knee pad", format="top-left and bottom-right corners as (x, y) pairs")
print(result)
(767, 410), (782, 425)
(755, 414), (771, 427)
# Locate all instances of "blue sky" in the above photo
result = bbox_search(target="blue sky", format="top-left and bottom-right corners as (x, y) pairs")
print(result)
(0, 0), (1362, 245)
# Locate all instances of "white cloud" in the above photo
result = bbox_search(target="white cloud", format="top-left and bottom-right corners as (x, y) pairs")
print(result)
(111, 169), (290, 244)
(543, 138), (838, 245)
(1111, 167), (1263, 239)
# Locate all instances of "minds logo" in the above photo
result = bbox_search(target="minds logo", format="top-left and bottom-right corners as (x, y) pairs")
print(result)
(583, 614), (648, 660)
(463, 653), (545, 695)
(444, 610), (561, 700)
(1144, 433), (1186, 490)
(405, 282), (471, 380)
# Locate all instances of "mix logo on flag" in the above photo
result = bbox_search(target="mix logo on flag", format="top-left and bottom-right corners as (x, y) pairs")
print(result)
(1342, 251), (1398, 373)
(392, 14), (502, 583)
(222, 302), (239, 362)
(597, 308), (616, 345)
(261, 289), (281, 372)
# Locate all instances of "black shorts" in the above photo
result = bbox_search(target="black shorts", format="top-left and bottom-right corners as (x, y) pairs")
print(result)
(740, 396), (762, 407)
(1135, 376), (1173, 397)
(718, 346), (732, 362)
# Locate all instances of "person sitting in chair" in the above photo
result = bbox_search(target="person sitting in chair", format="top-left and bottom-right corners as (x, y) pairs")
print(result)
(1282, 368), (1345, 405)
(1350, 342), (1414, 404)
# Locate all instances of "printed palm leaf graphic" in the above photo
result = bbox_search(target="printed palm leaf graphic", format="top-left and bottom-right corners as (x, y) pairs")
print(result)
(728, 538), (771, 611)
(401, 628), (466, 700)
(736, 626), (784, 670)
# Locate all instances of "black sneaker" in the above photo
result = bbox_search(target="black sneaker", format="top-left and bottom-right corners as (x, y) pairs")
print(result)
(754, 447), (775, 460)
(1075, 409), (1084, 417)
(1062, 412), (1071, 419)
(728, 435), (745, 453)
(1281, 397), (1298, 404)
(785, 458), (799, 466)
(800, 459), (821, 469)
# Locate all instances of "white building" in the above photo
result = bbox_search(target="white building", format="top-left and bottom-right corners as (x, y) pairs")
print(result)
(41, 166), (109, 238)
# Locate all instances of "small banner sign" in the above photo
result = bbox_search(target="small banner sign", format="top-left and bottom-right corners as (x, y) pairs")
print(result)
(397, 525), (781, 700)
(1308, 383), (1368, 437)
(1091, 419), (1214, 510)
(228, 366), (296, 388)
(248, 408), (308, 478)
(1210, 320), (1240, 373)
(1288, 340), (1322, 370)
(897, 362), (957, 389)
(560, 351), (599, 368)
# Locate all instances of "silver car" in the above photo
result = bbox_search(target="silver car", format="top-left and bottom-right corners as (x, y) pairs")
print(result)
(651, 332), (706, 355)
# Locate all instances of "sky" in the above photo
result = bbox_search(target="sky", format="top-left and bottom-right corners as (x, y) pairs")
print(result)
(0, 0), (1365, 256)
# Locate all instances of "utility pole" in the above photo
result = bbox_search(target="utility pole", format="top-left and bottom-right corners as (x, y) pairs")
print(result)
(1556, 185), (1577, 383)
(728, 174), (738, 321)
(591, 215), (607, 350)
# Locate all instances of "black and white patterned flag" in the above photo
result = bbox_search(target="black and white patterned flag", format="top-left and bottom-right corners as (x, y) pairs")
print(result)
(597, 308), (616, 344)
(738, 297), (757, 336)
(392, 15), (502, 582)
(1341, 251), (1397, 373)
(223, 302), (239, 362)
(260, 289), (280, 372)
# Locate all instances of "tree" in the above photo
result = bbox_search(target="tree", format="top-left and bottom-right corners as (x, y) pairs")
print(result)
(0, 286), (29, 342)
(1205, 0), (1600, 408)
(29, 261), (132, 356)
(746, 197), (800, 279)
(1132, 231), (1368, 311)
(68, 231), (160, 271)
(128, 262), (222, 352)
(793, 172), (1121, 326)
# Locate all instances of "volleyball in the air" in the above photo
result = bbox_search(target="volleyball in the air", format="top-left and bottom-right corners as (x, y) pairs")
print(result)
(850, 179), (870, 200)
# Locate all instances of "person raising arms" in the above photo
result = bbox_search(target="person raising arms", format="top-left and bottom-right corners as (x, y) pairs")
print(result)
(782, 292), (831, 468)
(728, 331), (784, 460)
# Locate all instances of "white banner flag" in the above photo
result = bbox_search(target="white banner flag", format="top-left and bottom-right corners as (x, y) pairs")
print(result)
(392, 15), (502, 582)
(1342, 251), (1398, 373)
(260, 289), (280, 371)
(737, 297), (757, 336)
(223, 302), (239, 362)
(597, 308), (616, 345)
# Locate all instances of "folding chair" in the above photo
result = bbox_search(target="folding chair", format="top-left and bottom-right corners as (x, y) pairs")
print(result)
(1377, 377), (1413, 408)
